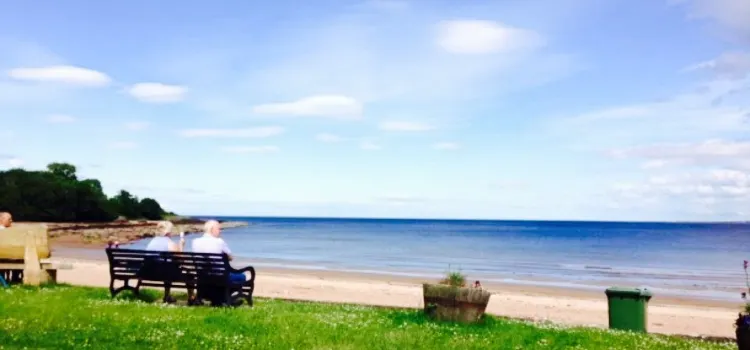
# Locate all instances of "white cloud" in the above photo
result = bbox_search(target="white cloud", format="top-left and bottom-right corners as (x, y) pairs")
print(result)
(614, 168), (750, 200)
(379, 121), (435, 132)
(685, 52), (750, 79)
(178, 10), (577, 117)
(315, 133), (344, 143)
(221, 145), (280, 154)
(178, 126), (285, 138)
(611, 139), (750, 170)
(672, 0), (750, 42)
(45, 114), (76, 123)
(360, 140), (382, 150)
(365, 0), (409, 11)
(108, 141), (138, 150)
(7, 65), (111, 86)
(124, 121), (151, 131)
(435, 20), (545, 55)
(549, 77), (750, 149)
(432, 142), (460, 150)
(7, 158), (23, 168)
(612, 139), (750, 159)
(252, 95), (362, 119)
(127, 83), (187, 103)
(376, 195), (427, 205)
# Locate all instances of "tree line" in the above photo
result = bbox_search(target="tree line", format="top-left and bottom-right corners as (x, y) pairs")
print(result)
(0, 162), (174, 222)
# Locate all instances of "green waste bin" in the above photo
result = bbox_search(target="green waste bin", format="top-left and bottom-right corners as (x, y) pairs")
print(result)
(605, 287), (652, 332)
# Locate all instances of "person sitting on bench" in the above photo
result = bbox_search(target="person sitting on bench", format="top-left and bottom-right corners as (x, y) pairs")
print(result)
(145, 221), (185, 252)
(0, 212), (17, 283)
(191, 220), (251, 284)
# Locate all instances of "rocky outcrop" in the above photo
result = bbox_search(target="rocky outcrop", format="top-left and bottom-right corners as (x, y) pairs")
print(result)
(42, 219), (248, 247)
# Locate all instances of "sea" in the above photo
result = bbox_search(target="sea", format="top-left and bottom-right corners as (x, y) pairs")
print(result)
(125, 216), (750, 302)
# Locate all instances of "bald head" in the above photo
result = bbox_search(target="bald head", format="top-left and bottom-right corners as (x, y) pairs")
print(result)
(204, 220), (221, 237)
(0, 212), (12, 228)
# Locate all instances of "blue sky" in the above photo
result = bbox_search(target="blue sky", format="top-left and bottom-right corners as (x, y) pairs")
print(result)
(1, 0), (749, 221)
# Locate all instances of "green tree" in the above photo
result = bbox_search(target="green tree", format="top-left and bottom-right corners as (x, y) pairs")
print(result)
(0, 163), (171, 222)
(138, 198), (164, 220)
(47, 162), (78, 181)
(109, 190), (142, 219)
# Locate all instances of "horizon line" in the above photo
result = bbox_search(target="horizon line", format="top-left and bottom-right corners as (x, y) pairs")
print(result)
(183, 214), (750, 225)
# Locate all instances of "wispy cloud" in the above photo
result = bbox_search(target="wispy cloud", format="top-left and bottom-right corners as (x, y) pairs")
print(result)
(610, 139), (750, 169)
(315, 133), (344, 143)
(178, 127), (285, 138)
(221, 145), (280, 154)
(671, 0), (750, 43)
(378, 121), (435, 132)
(685, 52), (750, 80)
(123, 121), (151, 131)
(359, 140), (382, 150)
(548, 77), (750, 148)
(7, 158), (23, 167)
(108, 141), (138, 150)
(432, 142), (460, 150)
(252, 95), (362, 119)
(7, 65), (111, 86)
(376, 195), (427, 205)
(45, 114), (76, 123)
(435, 20), (545, 55)
(127, 83), (187, 103)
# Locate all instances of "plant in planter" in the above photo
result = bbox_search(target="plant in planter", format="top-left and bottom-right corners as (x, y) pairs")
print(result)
(736, 260), (750, 350)
(422, 268), (492, 324)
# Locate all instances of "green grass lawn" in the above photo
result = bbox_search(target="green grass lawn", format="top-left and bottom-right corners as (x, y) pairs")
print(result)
(0, 285), (735, 349)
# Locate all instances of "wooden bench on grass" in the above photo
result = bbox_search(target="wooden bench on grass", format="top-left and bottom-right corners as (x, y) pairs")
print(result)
(0, 223), (73, 285)
(105, 248), (256, 307)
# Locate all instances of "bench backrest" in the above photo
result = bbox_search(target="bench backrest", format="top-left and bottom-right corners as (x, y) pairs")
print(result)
(0, 224), (51, 260)
(105, 248), (232, 284)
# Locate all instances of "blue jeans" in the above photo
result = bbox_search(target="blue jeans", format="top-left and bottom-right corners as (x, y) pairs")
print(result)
(230, 272), (246, 284)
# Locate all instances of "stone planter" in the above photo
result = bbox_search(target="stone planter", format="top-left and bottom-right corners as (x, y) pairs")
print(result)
(736, 314), (750, 350)
(422, 283), (491, 324)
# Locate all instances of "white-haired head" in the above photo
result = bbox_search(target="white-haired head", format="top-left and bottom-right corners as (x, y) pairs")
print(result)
(204, 220), (221, 237)
(156, 221), (174, 237)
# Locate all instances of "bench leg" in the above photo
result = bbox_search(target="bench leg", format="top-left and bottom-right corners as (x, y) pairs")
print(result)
(187, 287), (198, 306)
(246, 285), (254, 307)
(109, 279), (139, 298)
(163, 283), (177, 303)
(47, 269), (57, 283)
(40, 269), (56, 284)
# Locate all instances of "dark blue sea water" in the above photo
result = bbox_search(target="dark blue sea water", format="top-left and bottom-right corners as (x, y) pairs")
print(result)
(127, 217), (750, 301)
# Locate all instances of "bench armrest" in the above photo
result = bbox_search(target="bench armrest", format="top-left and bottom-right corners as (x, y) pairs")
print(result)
(230, 265), (256, 282)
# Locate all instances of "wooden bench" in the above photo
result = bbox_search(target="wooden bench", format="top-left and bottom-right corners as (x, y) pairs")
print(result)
(0, 223), (73, 285)
(105, 248), (256, 306)
(0, 259), (73, 284)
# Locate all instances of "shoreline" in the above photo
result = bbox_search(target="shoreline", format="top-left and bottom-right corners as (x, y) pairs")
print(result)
(33, 219), (249, 247)
(50, 246), (741, 310)
(50, 254), (741, 339)
(51, 244), (743, 306)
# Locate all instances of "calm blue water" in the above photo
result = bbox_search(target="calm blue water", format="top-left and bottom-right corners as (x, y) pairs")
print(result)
(127, 217), (750, 301)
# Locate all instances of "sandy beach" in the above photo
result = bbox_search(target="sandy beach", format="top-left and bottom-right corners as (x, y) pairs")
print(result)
(51, 251), (741, 340)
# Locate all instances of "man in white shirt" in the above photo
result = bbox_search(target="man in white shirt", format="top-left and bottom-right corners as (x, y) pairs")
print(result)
(192, 220), (250, 283)
(0, 212), (12, 229)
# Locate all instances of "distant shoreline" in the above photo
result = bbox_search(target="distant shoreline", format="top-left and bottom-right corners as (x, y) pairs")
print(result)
(28, 218), (249, 247)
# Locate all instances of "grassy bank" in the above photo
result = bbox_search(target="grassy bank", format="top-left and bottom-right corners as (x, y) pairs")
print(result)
(0, 285), (734, 349)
